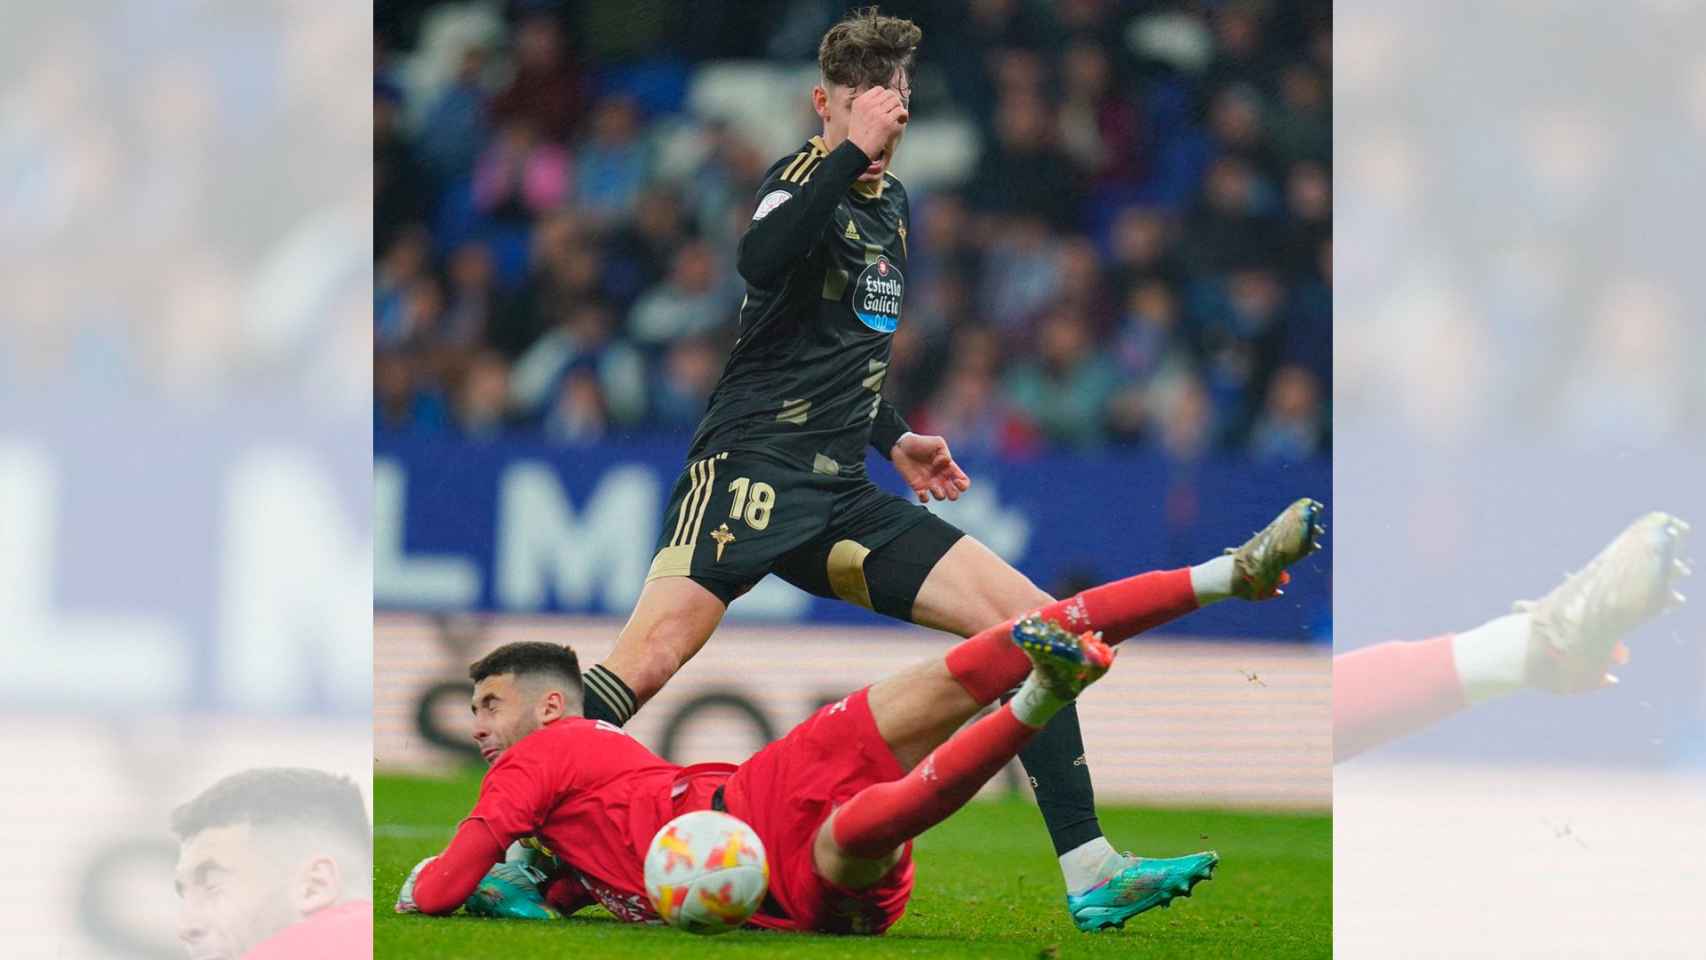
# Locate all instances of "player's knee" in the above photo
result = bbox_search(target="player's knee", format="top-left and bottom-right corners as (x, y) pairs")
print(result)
(814, 819), (902, 891)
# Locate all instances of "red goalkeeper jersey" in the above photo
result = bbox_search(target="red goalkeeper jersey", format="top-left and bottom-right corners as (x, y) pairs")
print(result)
(460, 717), (731, 922)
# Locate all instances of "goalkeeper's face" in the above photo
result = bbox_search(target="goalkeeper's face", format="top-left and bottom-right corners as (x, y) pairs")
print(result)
(471, 672), (575, 765)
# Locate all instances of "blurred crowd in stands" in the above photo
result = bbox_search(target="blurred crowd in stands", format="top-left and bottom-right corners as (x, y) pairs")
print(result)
(1, 5), (368, 413)
(1336, 1), (1706, 452)
(375, 0), (1333, 460)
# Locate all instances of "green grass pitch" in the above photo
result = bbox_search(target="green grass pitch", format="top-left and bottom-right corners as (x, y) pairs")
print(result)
(375, 771), (1329, 959)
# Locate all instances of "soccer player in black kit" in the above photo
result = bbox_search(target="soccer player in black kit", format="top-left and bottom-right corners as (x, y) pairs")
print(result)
(571, 7), (1322, 930)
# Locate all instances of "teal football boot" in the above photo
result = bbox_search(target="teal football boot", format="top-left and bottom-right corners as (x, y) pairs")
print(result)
(464, 861), (560, 920)
(1067, 850), (1218, 932)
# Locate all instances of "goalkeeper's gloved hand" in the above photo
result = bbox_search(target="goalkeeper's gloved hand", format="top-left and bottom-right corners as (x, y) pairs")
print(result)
(394, 856), (434, 914)
(464, 861), (561, 920)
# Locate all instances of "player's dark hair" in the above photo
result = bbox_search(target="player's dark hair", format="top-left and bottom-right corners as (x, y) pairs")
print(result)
(818, 6), (922, 91)
(170, 768), (370, 849)
(468, 640), (584, 696)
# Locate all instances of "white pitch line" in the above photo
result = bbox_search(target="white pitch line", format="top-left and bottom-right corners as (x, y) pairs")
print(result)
(375, 824), (453, 839)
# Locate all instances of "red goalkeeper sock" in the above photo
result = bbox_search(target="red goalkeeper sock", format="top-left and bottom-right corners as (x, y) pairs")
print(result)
(1333, 634), (1465, 762)
(944, 568), (1198, 702)
(832, 704), (1038, 859)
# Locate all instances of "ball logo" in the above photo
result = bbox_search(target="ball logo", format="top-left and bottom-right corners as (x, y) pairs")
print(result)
(852, 256), (904, 334)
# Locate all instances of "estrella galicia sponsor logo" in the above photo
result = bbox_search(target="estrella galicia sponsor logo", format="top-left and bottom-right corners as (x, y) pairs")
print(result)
(852, 256), (904, 333)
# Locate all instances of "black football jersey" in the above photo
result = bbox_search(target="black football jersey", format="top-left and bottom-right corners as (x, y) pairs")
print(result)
(686, 136), (910, 477)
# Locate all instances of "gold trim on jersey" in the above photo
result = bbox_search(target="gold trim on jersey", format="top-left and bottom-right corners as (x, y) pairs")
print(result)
(812, 453), (840, 476)
(777, 398), (811, 425)
(822, 267), (849, 300)
(809, 135), (894, 199)
(781, 142), (826, 184)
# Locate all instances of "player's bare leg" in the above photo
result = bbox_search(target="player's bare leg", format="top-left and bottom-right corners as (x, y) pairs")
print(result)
(814, 618), (1115, 890)
(594, 576), (727, 718)
(904, 499), (1323, 922)
(1335, 511), (1691, 761)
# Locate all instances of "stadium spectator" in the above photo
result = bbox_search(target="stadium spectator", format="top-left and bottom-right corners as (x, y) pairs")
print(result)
(1006, 308), (1120, 449)
(1113, 278), (1193, 388)
(374, 78), (428, 255)
(493, 213), (606, 357)
(510, 301), (646, 427)
(417, 42), (493, 187)
(1156, 374), (1217, 462)
(1107, 206), (1182, 290)
(1249, 364), (1327, 461)
(488, 9), (587, 143)
(375, 225), (432, 348)
(439, 240), (501, 349)
(978, 216), (1061, 335)
(921, 364), (1037, 460)
(652, 335), (723, 428)
(1272, 61), (1330, 165)
(455, 350), (513, 439)
(605, 185), (691, 308)
(628, 240), (736, 347)
(575, 96), (651, 225)
(376, 350), (450, 435)
(544, 366), (610, 444)
(472, 117), (571, 222)
(970, 91), (1082, 229)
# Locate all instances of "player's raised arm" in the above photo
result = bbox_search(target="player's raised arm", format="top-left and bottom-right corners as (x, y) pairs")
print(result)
(737, 86), (906, 285)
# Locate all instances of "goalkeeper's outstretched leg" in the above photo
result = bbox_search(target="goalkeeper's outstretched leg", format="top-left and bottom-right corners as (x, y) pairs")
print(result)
(1334, 511), (1691, 762)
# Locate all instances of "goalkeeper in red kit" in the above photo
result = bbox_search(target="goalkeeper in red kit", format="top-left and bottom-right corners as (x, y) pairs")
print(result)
(394, 504), (1321, 933)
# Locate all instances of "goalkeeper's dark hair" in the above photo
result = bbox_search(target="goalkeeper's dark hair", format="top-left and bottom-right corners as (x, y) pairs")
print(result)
(819, 6), (922, 90)
(171, 768), (370, 849)
(468, 640), (584, 697)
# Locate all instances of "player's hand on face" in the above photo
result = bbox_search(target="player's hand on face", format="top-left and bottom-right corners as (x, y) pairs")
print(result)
(847, 85), (908, 159)
(891, 432), (971, 503)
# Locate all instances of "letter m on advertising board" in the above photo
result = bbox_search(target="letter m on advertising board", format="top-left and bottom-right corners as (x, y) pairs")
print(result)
(496, 463), (660, 613)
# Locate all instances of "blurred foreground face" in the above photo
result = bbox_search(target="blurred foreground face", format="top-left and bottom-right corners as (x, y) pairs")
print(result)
(175, 824), (294, 960)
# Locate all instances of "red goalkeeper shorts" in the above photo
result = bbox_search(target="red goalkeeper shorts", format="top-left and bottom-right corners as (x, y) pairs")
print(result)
(720, 687), (915, 934)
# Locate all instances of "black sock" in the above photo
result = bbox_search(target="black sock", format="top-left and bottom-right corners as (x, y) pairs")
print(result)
(1010, 697), (1103, 855)
(580, 665), (637, 725)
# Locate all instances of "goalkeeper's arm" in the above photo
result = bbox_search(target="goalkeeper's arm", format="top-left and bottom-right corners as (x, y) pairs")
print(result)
(397, 818), (508, 915)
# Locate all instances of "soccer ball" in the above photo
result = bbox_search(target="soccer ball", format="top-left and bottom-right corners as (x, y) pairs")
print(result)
(643, 810), (769, 934)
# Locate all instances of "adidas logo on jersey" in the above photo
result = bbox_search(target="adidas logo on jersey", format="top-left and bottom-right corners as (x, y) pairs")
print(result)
(844, 219), (860, 241)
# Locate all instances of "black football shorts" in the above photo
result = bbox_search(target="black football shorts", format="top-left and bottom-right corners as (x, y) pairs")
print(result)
(647, 449), (965, 621)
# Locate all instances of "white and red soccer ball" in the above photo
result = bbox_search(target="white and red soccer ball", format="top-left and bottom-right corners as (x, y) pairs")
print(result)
(643, 810), (769, 934)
